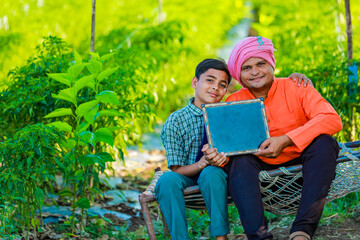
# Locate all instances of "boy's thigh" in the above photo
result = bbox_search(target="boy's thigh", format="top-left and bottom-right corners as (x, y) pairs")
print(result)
(156, 171), (196, 190)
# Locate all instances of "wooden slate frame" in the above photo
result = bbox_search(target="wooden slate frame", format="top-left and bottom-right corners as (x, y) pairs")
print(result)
(201, 98), (270, 156)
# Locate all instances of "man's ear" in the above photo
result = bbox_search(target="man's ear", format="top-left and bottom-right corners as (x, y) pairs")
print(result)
(192, 77), (198, 89)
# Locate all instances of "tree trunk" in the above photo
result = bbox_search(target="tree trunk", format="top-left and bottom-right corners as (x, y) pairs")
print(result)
(91, 0), (96, 52)
(344, 0), (352, 63)
(344, 0), (356, 141)
(158, 0), (164, 23)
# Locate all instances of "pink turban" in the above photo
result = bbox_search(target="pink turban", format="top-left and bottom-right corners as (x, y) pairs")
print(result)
(228, 36), (276, 86)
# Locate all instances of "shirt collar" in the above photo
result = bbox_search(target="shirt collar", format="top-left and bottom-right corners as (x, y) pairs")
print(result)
(241, 77), (278, 100)
(188, 97), (203, 116)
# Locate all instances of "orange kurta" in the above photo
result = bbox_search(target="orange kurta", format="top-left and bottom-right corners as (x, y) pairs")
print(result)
(226, 78), (343, 165)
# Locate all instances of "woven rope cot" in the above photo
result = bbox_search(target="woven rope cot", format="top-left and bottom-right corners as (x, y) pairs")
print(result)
(259, 141), (360, 215)
(139, 140), (360, 240)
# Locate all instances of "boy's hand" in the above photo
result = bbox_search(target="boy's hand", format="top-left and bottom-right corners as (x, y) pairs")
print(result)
(254, 135), (293, 158)
(201, 144), (228, 166)
(289, 73), (313, 87)
(197, 156), (209, 170)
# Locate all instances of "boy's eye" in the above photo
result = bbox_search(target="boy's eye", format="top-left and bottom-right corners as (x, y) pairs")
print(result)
(220, 84), (227, 88)
(207, 79), (213, 82)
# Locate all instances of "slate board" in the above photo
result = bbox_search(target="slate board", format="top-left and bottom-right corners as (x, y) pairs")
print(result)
(201, 98), (270, 156)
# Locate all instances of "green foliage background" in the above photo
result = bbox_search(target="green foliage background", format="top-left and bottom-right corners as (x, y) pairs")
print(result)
(0, 0), (360, 238)
(0, 0), (247, 142)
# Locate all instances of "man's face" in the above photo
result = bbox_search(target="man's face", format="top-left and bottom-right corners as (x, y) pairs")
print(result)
(192, 68), (228, 108)
(240, 57), (274, 92)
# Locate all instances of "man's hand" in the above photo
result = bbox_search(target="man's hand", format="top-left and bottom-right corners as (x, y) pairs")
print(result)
(254, 135), (294, 158)
(289, 73), (314, 87)
(202, 144), (228, 166)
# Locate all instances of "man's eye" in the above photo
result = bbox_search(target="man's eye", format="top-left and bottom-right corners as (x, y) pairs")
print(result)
(258, 62), (265, 66)
(242, 66), (250, 70)
(207, 79), (213, 82)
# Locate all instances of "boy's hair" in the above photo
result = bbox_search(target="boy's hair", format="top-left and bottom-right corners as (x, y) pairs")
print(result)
(195, 58), (232, 84)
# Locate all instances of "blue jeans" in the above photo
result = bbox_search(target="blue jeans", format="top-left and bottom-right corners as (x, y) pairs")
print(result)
(155, 166), (229, 239)
(225, 135), (339, 240)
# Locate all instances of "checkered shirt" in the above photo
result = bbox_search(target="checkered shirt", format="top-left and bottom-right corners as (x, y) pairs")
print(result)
(160, 98), (204, 169)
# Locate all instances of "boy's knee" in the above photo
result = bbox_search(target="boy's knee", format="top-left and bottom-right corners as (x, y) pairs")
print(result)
(198, 166), (227, 186)
(155, 172), (184, 194)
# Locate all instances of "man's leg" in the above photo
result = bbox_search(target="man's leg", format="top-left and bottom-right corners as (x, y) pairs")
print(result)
(198, 166), (230, 237)
(155, 171), (196, 240)
(291, 135), (339, 238)
(226, 155), (273, 240)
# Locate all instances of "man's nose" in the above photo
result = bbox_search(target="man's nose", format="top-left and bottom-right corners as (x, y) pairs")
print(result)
(250, 66), (259, 75)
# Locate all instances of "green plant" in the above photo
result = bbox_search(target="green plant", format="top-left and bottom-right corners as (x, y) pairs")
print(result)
(0, 36), (72, 141)
(44, 50), (122, 233)
(0, 124), (63, 239)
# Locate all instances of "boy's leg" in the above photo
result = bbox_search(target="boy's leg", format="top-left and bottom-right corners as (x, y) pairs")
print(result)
(198, 166), (230, 237)
(155, 171), (196, 240)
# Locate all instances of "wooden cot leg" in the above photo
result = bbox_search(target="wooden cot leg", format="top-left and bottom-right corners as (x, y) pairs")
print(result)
(140, 199), (157, 240)
(159, 208), (170, 237)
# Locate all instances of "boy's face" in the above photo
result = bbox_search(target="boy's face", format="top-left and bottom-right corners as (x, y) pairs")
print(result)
(192, 68), (228, 108)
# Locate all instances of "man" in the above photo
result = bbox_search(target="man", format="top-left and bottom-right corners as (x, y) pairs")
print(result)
(203, 37), (342, 240)
(155, 57), (311, 240)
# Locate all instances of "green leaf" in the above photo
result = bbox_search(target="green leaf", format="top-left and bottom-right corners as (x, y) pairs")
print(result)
(75, 75), (95, 93)
(47, 121), (72, 132)
(87, 59), (102, 74)
(89, 52), (100, 59)
(95, 90), (120, 105)
(58, 189), (72, 197)
(84, 106), (99, 124)
(88, 187), (103, 196)
(68, 63), (85, 79)
(35, 187), (45, 207)
(100, 52), (115, 62)
(79, 154), (97, 166)
(94, 128), (113, 146)
(52, 88), (77, 105)
(80, 152), (114, 167)
(74, 49), (82, 64)
(97, 152), (115, 163)
(79, 131), (95, 146)
(99, 109), (124, 117)
(97, 67), (118, 82)
(74, 169), (83, 180)
(48, 73), (71, 86)
(76, 100), (99, 119)
(76, 197), (91, 209)
(60, 138), (76, 149)
(44, 108), (73, 118)
(31, 218), (40, 229)
(76, 121), (91, 133)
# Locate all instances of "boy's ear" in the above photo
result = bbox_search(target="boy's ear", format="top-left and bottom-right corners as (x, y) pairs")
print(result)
(192, 77), (198, 89)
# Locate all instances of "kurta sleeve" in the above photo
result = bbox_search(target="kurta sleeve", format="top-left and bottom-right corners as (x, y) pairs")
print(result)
(286, 85), (343, 151)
